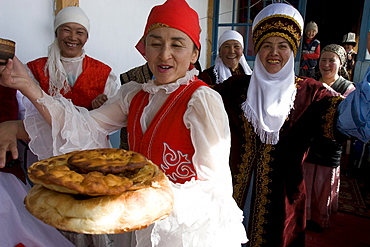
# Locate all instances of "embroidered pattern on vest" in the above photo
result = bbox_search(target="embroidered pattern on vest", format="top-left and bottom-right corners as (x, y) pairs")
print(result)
(160, 143), (196, 182)
(235, 117), (273, 246)
(323, 96), (342, 139)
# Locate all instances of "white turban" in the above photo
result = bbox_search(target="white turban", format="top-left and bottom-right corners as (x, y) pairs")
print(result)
(218, 30), (244, 50)
(54, 6), (90, 32)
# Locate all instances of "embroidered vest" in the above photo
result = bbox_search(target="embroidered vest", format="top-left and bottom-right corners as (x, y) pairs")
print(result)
(127, 79), (208, 184)
(27, 56), (111, 110)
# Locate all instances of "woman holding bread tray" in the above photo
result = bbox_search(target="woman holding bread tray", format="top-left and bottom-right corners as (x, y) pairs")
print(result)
(0, 0), (247, 246)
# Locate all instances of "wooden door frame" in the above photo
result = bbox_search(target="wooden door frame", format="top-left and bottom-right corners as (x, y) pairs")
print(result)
(55, 0), (79, 15)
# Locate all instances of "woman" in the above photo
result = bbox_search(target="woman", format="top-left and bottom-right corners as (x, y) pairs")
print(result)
(304, 44), (355, 232)
(25, 6), (119, 111)
(314, 44), (355, 97)
(17, 7), (120, 191)
(0, 0), (247, 246)
(212, 3), (370, 247)
(198, 30), (252, 86)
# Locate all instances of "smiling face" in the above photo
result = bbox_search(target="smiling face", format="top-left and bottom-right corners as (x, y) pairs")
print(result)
(319, 51), (341, 85)
(305, 29), (317, 39)
(145, 27), (199, 85)
(258, 36), (292, 74)
(56, 23), (88, 58)
(219, 40), (243, 71)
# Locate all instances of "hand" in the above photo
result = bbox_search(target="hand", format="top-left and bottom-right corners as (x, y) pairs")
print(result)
(0, 56), (43, 103)
(0, 56), (31, 91)
(0, 121), (22, 168)
(91, 94), (108, 109)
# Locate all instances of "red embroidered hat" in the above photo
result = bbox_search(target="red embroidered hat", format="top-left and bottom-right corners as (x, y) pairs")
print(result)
(135, 0), (201, 58)
(252, 3), (303, 55)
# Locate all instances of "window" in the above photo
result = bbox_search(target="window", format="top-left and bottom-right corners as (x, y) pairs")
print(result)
(210, 0), (304, 66)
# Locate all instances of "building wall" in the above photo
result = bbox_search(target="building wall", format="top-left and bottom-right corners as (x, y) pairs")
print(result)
(2, 0), (209, 72)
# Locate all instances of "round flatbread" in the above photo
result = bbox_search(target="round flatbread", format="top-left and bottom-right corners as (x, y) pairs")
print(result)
(25, 163), (174, 234)
(28, 149), (152, 196)
(68, 148), (148, 174)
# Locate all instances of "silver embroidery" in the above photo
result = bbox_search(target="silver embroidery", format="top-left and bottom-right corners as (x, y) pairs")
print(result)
(160, 143), (196, 181)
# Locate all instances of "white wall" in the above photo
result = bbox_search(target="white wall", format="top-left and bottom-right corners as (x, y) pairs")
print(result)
(1, 0), (209, 73)
(1, 0), (209, 148)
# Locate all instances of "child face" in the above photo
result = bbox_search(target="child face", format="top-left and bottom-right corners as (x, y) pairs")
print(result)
(305, 30), (317, 39)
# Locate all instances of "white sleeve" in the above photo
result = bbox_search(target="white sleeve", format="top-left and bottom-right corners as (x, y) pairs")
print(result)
(24, 82), (142, 160)
(185, 86), (233, 190)
(103, 71), (120, 98)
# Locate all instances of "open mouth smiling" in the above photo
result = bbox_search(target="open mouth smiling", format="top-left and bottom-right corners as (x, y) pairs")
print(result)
(66, 42), (78, 47)
(267, 59), (280, 64)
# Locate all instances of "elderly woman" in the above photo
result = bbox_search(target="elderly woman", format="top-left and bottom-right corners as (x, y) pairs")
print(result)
(25, 6), (119, 111)
(213, 3), (370, 247)
(303, 44), (355, 232)
(0, 0), (247, 246)
(198, 30), (252, 86)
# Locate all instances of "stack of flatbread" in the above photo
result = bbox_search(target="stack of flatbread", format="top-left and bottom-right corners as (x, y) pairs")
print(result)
(24, 148), (174, 234)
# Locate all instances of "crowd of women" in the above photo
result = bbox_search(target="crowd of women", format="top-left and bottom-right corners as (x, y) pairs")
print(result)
(0, 1), (369, 247)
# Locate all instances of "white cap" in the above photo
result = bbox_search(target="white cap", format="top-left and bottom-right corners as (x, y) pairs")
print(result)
(54, 6), (90, 32)
(218, 30), (244, 50)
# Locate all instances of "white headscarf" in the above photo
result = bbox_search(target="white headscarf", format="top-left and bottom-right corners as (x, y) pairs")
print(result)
(213, 30), (252, 84)
(241, 3), (303, 144)
(45, 6), (90, 96)
(242, 52), (297, 144)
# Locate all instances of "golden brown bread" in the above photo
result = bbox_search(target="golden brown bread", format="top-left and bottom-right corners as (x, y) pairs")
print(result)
(25, 148), (174, 233)
(25, 163), (174, 234)
(28, 149), (152, 196)
(68, 148), (147, 174)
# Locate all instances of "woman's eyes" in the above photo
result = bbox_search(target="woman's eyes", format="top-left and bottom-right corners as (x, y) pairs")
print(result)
(261, 44), (271, 49)
(150, 42), (161, 47)
(149, 42), (183, 48)
(261, 44), (288, 49)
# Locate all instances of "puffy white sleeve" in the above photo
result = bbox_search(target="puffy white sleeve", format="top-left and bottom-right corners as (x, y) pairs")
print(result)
(103, 71), (120, 98)
(141, 86), (248, 247)
(24, 82), (142, 160)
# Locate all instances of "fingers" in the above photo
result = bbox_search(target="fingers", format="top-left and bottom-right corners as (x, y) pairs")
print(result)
(0, 143), (18, 168)
(92, 99), (101, 109)
(92, 94), (108, 109)
(0, 58), (14, 86)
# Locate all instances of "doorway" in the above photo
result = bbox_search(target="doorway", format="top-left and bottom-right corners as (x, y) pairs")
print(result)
(305, 0), (364, 52)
